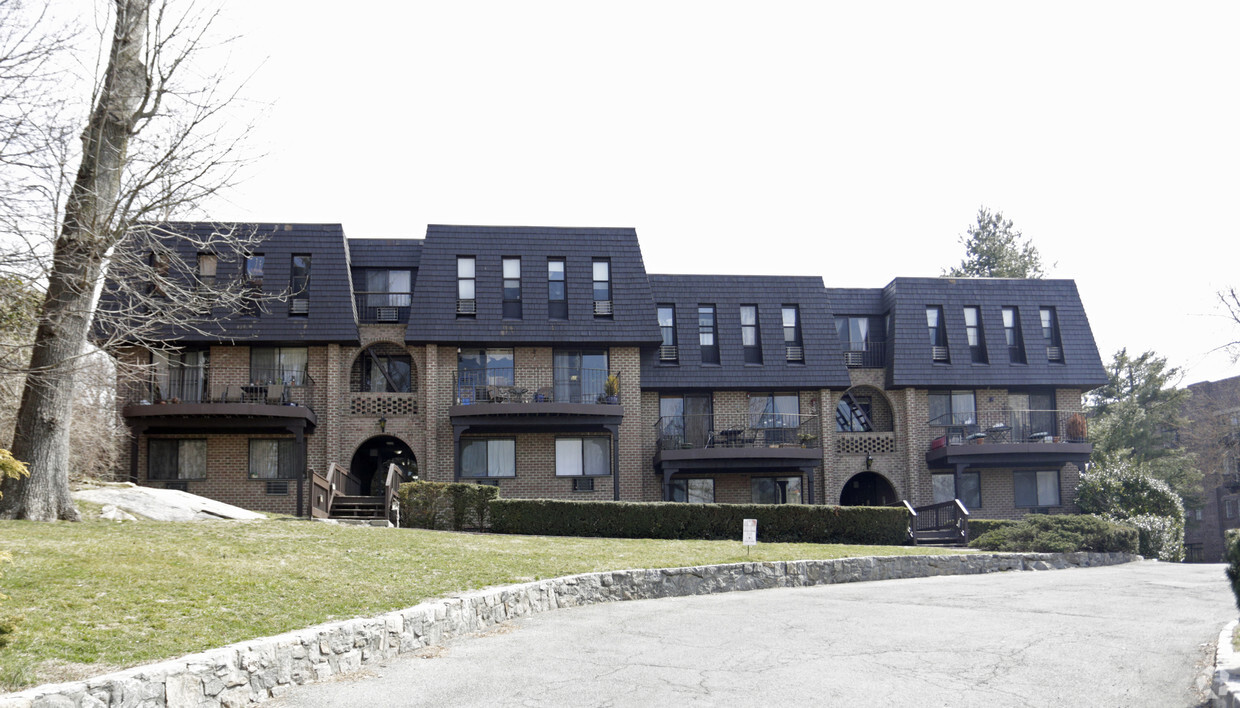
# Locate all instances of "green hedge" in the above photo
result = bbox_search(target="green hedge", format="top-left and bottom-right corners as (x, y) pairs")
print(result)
(968, 514), (1137, 554)
(488, 499), (910, 545)
(396, 481), (498, 530)
(968, 519), (1019, 539)
(1226, 530), (1240, 612)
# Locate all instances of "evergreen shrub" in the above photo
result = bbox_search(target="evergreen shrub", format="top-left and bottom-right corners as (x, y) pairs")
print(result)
(967, 514), (1137, 554)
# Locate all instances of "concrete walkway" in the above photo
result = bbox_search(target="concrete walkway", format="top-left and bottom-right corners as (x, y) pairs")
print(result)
(270, 561), (1232, 707)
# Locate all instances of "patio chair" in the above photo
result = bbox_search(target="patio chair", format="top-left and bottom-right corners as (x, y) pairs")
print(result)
(265, 384), (284, 404)
(223, 385), (243, 403)
(210, 383), (228, 402)
(534, 386), (554, 403)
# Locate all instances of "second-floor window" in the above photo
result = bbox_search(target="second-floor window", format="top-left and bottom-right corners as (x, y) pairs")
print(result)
(699, 305), (719, 364)
(457, 257), (475, 316)
(741, 305), (761, 364)
(964, 306), (986, 364)
(783, 306), (803, 361)
(457, 348), (515, 402)
(290, 255), (311, 315)
(1003, 306), (1025, 363)
(503, 257), (521, 319)
(197, 254), (217, 288)
(251, 347), (308, 386)
(548, 258), (567, 319)
(245, 254), (264, 283)
(928, 390), (976, 426)
(658, 305), (677, 361)
(926, 306), (948, 362)
(593, 260), (611, 316)
(1041, 307), (1063, 362)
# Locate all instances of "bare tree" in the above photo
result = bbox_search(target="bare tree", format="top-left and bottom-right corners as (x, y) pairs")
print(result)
(1220, 288), (1240, 359)
(1, 0), (264, 520)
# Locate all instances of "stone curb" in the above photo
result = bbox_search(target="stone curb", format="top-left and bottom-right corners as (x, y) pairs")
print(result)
(1, 551), (1141, 708)
(1213, 619), (1240, 706)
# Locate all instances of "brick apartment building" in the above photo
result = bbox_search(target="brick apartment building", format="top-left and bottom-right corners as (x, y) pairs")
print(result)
(111, 223), (1108, 522)
(1182, 375), (1240, 562)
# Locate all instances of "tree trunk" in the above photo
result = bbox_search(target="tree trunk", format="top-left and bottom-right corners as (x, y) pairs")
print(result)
(0, 0), (149, 521)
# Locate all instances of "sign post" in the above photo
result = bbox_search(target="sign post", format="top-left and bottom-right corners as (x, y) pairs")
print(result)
(742, 518), (757, 556)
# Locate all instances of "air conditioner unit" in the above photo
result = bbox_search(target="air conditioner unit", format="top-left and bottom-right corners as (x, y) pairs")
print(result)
(843, 351), (863, 367)
(376, 306), (398, 322)
(785, 345), (804, 362)
(572, 478), (595, 492)
(931, 346), (950, 362)
(593, 300), (613, 316)
(265, 481), (289, 496)
(457, 299), (476, 315)
(1046, 346), (1063, 362)
(290, 298), (309, 314)
(164, 481), (189, 492)
(658, 345), (679, 361)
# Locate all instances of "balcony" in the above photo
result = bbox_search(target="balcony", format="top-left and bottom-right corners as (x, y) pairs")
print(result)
(355, 292), (413, 324)
(841, 341), (886, 368)
(120, 366), (316, 431)
(448, 367), (623, 427)
(925, 409), (1090, 470)
(654, 413), (822, 471)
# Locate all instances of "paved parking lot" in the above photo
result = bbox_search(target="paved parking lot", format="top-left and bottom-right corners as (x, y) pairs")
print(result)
(272, 561), (1234, 707)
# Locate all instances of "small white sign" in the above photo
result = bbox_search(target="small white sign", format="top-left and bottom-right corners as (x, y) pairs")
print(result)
(742, 518), (757, 546)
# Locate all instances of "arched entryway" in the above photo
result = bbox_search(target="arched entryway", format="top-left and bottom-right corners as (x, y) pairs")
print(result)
(839, 472), (898, 506)
(350, 436), (417, 495)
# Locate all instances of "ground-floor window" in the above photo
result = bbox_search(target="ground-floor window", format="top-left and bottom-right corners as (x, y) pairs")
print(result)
(752, 476), (801, 504)
(670, 478), (714, 503)
(1227, 499), (1237, 520)
(248, 439), (298, 479)
(1013, 470), (1059, 507)
(148, 439), (207, 480)
(932, 472), (981, 509)
(460, 439), (516, 478)
(555, 437), (610, 476)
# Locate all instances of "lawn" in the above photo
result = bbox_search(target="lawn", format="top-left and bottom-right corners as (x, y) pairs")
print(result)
(0, 513), (959, 691)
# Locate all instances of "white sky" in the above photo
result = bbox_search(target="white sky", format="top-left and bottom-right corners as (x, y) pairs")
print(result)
(81, 2), (1240, 385)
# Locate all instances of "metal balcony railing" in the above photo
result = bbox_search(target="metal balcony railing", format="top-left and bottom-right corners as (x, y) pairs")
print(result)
(928, 409), (1088, 449)
(841, 340), (886, 368)
(452, 367), (619, 405)
(354, 292), (413, 323)
(121, 366), (315, 409)
(655, 413), (821, 451)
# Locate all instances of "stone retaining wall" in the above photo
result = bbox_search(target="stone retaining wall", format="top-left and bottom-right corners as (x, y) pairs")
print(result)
(1, 551), (1141, 708)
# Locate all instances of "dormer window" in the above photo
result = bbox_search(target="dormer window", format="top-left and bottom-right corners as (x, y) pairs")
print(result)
(289, 255), (310, 315)
(699, 305), (719, 364)
(457, 257), (475, 316)
(197, 254), (217, 288)
(964, 306), (986, 364)
(593, 259), (611, 316)
(741, 305), (761, 364)
(782, 306), (803, 362)
(1041, 307), (1063, 362)
(658, 305), (677, 362)
(1003, 306), (1026, 364)
(548, 258), (566, 320)
(502, 257), (521, 319)
(926, 306), (948, 362)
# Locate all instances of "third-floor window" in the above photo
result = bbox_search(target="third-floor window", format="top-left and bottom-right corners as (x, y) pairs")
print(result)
(964, 306), (986, 364)
(502, 257), (521, 319)
(926, 306), (948, 362)
(290, 254), (311, 315)
(658, 305), (677, 361)
(548, 258), (567, 319)
(1041, 307), (1063, 362)
(1003, 306), (1025, 364)
(699, 305), (719, 364)
(457, 256), (475, 316)
(593, 259), (611, 316)
(783, 306), (803, 362)
(741, 305), (761, 364)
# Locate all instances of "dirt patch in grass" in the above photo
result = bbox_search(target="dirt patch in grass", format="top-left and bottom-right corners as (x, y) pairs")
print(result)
(0, 518), (959, 690)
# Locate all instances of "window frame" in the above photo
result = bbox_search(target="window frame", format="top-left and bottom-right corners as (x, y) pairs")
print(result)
(928, 390), (976, 426)
(698, 305), (719, 365)
(926, 305), (948, 361)
(657, 304), (677, 361)
(457, 256), (476, 315)
(148, 439), (207, 481)
(964, 306), (986, 364)
(670, 478), (715, 504)
(592, 259), (611, 309)
(1040, 307), (1063, 361)
(460, 438), (516, 479)
(782, 305), (803, 361)
(361, 351), (413, 393)
(548, 257), (567, 319)
(1013, 469), (1061, 508)
(751, 476), (803, 504)
(502, 256), (522, 319)
(555, 436), (612, 477)
(932, 471), (981, 509)
(1003, 306), (1026, 364)
(247, 439), (298, 480)
(250, 347), (308, 386)
(740, 305), (761, 364)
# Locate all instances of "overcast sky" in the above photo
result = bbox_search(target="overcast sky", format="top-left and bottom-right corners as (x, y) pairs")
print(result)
(119, 2), (1240, 385)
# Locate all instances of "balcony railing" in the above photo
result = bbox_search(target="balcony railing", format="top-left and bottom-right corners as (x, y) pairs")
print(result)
(452, 367), (619, 405)
(929, 409), (1087, 449)
(354, 292), (413, 323)
(841, 341), (886, 368)
(655, 413), (821, 451)
(121, 366), (315, 409)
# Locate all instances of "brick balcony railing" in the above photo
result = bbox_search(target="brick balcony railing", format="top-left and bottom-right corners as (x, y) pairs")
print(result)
(451, 367), (620, 406)
(121, 366), (315, 410)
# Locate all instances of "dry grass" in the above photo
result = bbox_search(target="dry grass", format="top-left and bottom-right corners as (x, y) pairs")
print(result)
(0, 513), (959, 690)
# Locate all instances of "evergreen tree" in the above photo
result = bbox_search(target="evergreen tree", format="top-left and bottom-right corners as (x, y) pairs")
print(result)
(944, 207), (1045, 279)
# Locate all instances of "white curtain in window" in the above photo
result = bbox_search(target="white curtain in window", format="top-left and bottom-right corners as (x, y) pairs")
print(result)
(583, 438), (609, 476)
(250, 440), (280, 479)
(1036, 471), (1059, 505)
(389, 270), (411, 306)
(460, 440), (486, 477)
(556, 439), (583, 476)
(279, 348), (308, 385)
(932, 475), (954, 504)
(488, 440), (515, 477)
(180, 440), (207, 479)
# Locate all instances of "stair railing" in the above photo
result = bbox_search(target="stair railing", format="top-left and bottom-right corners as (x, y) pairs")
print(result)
(384, 463), (402, 527)
(907, 498), (970, 544)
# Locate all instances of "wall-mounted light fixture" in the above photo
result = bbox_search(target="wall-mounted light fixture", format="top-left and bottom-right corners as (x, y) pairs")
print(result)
(378, 416), (387, 433)
(865, 453), (873, 471)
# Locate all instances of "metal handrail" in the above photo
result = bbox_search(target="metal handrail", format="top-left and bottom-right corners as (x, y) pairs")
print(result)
(354, 292), (413, 323)
(452, 367), (619, 405)
(841, 340), (887, 368)
(928, 409), (1088, 446)
(654, 413), (821, 450)
(120, 365), (315, 409)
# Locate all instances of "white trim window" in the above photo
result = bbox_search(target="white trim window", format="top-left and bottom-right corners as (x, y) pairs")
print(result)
(555, 437), (610, 476)
(1013, 470), (1060, 507)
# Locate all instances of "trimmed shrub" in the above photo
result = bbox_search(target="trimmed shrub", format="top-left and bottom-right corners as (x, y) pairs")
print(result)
(488, 499), (910, 545)
(968, 514), (1138, 554)
(396, 482), (499, 530)
(1225, 530), (1240, 612)
(1075, 460), (1185, 561)
(968, 519), (1019, 539)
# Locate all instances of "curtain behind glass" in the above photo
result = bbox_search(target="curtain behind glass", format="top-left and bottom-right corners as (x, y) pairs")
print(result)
(583, 438), (609, 475)
(1036, 471), (1058, 505)
(488, 440), (515, 477)
(556, 439), (583, 475)
(149, 440), (178, 480)
(249, 440), (279, 479)
(180, 440), (207, 479)
(460, 440), (486, 477)
(279, 348), (308, 386)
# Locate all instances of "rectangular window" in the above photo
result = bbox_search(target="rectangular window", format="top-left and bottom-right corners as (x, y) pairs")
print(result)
(658, 394), (713, 449)
(1228, 499), (1236, 520)
(928, 390), (976, 426)
(548, 258), (567, 319)
(836, 315), (887, 367)
(1041, 307), (1063, 361)
(592, 259), (611, 316)
(197, 254), (217, 287)
(555, 437), (611, 476)
(782, 306), (803, 361)
(964, 306), (986, 364)
(740, 305), (761, 364)
(250, 347), (308, 386)
(457, 257), (475, 315)
(245, 254), (265, 282)
(552, 349), (608, 404)
(699, 305), (719, 365)
(1003, 306), (1026, 363)
(248, 439), (297, 479)
(670, 479), (715, 503)
(748, 392), (799, 431)
(1013, 470), (1060, 507)
(657, 305), (677, 361)
(502, 257), (522, 319)
(460, 439), (516, 478)
(242, 254), (264, 316)
(457, 348), (515, 402)
(148, 439), (207, 481)
(752, 477), (802, 504)
(289, 255), (311, 315)
(362, 269), (412, 321)
(932, 472), (981, 509)
(927, 306), (948, 361)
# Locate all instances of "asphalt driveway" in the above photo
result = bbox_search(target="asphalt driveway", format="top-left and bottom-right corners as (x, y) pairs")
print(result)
(271, 561), (1234, 707)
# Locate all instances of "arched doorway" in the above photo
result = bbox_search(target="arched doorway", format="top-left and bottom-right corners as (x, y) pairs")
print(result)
(350, 436), (417, 495)
(839, 472), (898, 506)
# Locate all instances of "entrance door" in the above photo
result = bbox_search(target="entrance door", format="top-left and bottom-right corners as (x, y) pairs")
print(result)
(839, 472), (897, 506)
(349, 437), (417, 496)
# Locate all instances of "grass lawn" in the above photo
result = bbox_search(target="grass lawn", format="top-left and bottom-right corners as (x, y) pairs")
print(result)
(0, 513), (960, 691)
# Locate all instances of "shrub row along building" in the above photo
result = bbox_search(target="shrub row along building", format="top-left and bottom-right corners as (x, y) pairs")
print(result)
(110, 223), (1107, 523)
